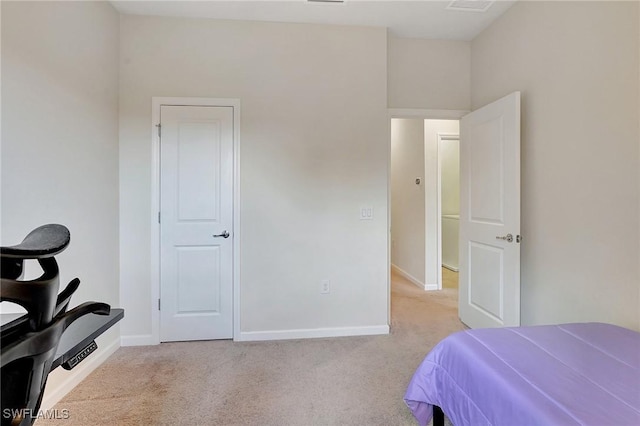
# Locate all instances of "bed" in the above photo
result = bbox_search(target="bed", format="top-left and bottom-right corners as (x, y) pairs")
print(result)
(404, 323), (640, 426)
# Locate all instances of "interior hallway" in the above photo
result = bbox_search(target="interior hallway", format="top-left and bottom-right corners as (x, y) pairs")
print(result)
(442, 267), (458, 290)
(40, 273), (464, 426)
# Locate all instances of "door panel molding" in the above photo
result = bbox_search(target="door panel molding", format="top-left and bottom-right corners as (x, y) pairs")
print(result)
(151, 97), (241, 344)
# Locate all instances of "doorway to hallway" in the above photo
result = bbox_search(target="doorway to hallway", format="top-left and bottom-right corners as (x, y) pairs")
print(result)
(390, 118), (460, 292)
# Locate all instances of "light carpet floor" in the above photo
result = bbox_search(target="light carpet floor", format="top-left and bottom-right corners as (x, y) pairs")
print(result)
(442, 268), (458, 290)
(38, 271), (465, 426)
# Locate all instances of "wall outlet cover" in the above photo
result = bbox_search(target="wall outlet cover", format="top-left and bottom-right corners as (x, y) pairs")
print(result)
(320, 279), (330, 294)
(359, 206), (373, 220)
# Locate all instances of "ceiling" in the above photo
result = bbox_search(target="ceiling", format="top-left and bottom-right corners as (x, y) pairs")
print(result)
(111, 0), (516, 41)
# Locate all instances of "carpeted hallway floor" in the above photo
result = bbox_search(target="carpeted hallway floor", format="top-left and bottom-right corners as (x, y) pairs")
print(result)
(39, 271), (465, 426)
(442, 267), (458, 290)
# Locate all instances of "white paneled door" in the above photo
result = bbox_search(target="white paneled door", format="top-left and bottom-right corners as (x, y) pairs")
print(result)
(160, 105), (234, 341)
(459, 92), (521, 328)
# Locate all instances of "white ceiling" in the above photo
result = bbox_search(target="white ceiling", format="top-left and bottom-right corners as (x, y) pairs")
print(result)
(111, 0), (516, 41)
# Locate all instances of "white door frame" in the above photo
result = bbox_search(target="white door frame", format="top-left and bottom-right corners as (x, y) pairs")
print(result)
(151, 97), (241, 344)
(436, 133), (460, 289)
(387, 109), (467, 309)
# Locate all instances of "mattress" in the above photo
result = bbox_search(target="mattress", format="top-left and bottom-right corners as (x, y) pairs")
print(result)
(404, 323), (640, 425)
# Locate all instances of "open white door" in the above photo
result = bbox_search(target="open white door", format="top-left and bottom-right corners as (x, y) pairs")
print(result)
(459, 92), (521, 328)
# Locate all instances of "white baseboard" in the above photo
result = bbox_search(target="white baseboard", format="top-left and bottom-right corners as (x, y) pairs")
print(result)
(123, 326), (389, 344)
(443, 263), (459, 272)
(391, 264), (428, 290)
(392, 264), (440, 291)
(40, 337), (120, 411)
(120, 334), (156, 346)
(238, 324), (389, 342)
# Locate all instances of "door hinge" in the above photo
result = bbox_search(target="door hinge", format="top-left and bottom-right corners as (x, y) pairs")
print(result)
(156, 123), (161, 138)
(158, 211), (161, 224)
(158, 298), (161, 310)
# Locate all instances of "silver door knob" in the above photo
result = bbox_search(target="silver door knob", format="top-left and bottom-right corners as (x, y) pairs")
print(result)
(213, 231), (230, 239)
(496, 233), (513, 243)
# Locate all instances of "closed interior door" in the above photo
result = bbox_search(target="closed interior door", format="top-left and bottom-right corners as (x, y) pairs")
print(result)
(459, 92), (521, 328)
(160, 105), (234, 341)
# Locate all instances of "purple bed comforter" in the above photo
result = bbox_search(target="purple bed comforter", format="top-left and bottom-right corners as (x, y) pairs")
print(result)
(404, 323), (640, 426)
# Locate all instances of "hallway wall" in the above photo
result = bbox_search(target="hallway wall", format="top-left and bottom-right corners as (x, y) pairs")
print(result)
(391, 119), (425, 286)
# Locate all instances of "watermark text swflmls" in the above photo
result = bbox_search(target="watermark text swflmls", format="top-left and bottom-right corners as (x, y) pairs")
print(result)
(2, 408), (70, 420)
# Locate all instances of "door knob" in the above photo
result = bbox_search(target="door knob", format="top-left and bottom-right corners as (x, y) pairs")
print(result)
(496, 233), (513, 243)
(213, 231), (230, 239)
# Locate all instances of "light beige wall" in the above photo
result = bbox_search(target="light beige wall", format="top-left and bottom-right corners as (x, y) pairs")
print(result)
(391, 119), (425, 285)
(472, 1), (640, 329)
(388, 36), (470, 110)
(119, 16), (389, 338)
(1, 0), (120, 403)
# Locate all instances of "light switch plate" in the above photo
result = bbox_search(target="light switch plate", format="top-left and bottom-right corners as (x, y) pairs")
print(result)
(320, 279), (330, 294)
(359, 206), (373, 220)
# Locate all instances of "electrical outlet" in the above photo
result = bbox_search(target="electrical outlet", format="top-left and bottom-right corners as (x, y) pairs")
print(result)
(320, 279), (330, 294)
